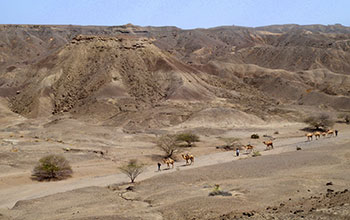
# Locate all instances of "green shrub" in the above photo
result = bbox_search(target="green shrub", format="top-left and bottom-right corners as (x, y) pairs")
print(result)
(252, 151), (261, 157)
(304, 113), (334, 130)
(208, 184), (232, 196)
(32, 155), (72, 181)
(251, 134), (259, 139)
(176, 133), (200, 147)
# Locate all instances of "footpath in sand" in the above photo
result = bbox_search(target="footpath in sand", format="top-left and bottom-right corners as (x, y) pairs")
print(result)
(0, 128), (348, 210)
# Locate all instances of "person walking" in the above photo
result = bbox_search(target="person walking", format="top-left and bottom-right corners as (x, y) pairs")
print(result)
(157, 162), (161, 171)
(236, 148), (240, 157)
(335, 130), (338, 136)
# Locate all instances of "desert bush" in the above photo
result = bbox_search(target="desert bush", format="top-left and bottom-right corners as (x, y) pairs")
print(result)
(119, 159), (144, 183)
(304, 113), (335, 130)
(338, 113), (350, 124)
(176, 133), (200, 147)
(208, 184), (232, 197)
(252, 151), (261, 157)
(157, 134), (179, 158)
(251, 134), (259, 139)
(32, 154), (72, 181)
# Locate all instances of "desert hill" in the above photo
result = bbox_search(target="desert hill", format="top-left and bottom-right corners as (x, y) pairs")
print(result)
(1, 24), (350, 129)
(8, 35), (217, 124)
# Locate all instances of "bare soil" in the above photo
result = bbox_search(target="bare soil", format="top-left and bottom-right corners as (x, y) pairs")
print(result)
(0, 116), (349, 219)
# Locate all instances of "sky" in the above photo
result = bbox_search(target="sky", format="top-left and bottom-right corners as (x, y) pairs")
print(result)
(1, 0), (350, 29)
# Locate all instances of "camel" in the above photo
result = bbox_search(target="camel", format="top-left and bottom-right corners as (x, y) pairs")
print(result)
(162, 158), (174, 169)
(327, 130), (334, 137)
(306, 133), (313, 141)
(244, 144), (255, 154)
(313, 131), (321, 140)
(263, 141), (273, 150)
(181, 154), (194, 165)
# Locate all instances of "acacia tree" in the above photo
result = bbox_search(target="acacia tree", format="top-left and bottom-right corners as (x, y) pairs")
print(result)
(157, 134), (179, 158)
(304, 113), (335, 130)
(119, 159), (144, 183)
(32, 154), (73, 181)
(176, 133), (200, 147)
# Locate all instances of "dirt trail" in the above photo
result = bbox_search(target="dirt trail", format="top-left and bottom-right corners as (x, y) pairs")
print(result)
(0, 129), (348, 209)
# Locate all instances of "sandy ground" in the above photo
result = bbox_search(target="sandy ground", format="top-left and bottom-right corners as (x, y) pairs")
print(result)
(0, 119), (326, 209)
(0, 117), (349, 219)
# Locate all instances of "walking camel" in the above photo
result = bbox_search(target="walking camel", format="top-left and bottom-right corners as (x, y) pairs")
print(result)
(181, 154), (194, 165)
(327, 130), (334, 137)
(162, 158), (174, 169)
(244, 144), (255, 154)
(306, 133), (313, 141)
(314, 131), (321, 140)
(263, 141), (273, 150)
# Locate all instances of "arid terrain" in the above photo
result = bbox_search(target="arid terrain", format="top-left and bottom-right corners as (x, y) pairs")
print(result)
(0, 24), (350, 219)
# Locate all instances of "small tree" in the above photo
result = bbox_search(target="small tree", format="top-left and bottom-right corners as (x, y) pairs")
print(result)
(157, 134), (179, 158)
(304, 113), (335, 130)
(119, 159), (144, 183)
(176, 133), (200, 147)
(32, 154), (72, 181)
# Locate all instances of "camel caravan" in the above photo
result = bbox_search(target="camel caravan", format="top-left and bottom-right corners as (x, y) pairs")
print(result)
(157, 127), (339, 172)
(160, 153), (194, 170)
(244, 140), (274, 153)
(305, 129), (338, 141)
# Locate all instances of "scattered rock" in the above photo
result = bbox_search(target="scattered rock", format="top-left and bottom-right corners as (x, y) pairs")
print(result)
(293, 209), (304, 214)
(242, 211), (254, 217)
(126, 186), (134, 191)
(327, 189), (334, 193)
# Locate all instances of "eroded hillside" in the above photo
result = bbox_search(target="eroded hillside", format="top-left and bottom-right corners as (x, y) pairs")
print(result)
(1, 24), (350, 129)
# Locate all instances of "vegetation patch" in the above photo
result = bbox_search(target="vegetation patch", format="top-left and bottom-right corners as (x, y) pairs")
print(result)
(304, 113), (334, 131)
(252, 151), (262, 157)
(176, 133), (200, 147)
(208, 184), (232, 197)
(251, 134), (260, 139)
(32, 154), (72, 181)
(119, 159), (144, 183)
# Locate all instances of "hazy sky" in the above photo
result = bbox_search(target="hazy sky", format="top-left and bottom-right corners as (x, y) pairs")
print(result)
(1, 0), (349, 28)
